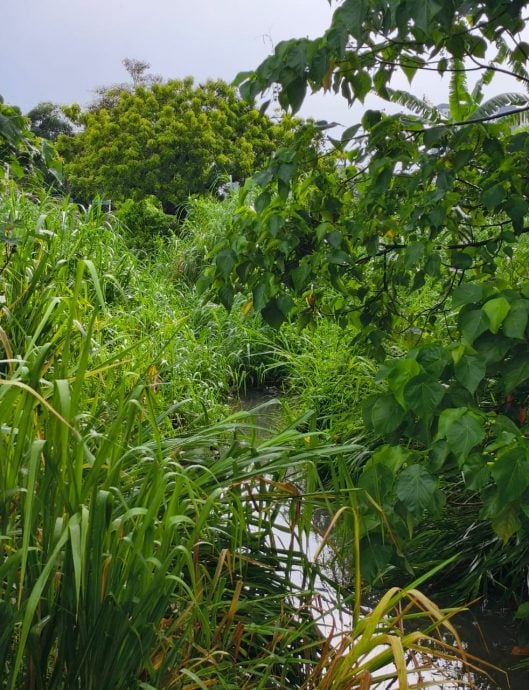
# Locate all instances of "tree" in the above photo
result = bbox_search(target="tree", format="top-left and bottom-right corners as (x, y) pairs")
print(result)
(206, 0), (529, 336)
(0, 97), (62, 186)
(57, 78), (300, 212)
(26, 101), (74, 140)
(122, 57), (161, 87)
(201, 1), (529, 581)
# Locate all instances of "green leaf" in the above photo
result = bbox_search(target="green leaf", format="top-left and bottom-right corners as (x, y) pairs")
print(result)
(482, 296), (510, 334)
(429, 440), (450, 472)
(387, 359), (422, 408)
(254, 191), (271, 213)
(450, 250), (473, 270)
(413, 344), (450, 378)
(503, 299), (529, 339)
(423, 125), (446, 147)
(460, 308), (490, 344)
(482, 183), (506, 211)
(404, 242), (424, 269)
(358, 462), (395, 507)
(424, 254), (441, 278)
(396, 465), (438, 515)
(261, 299), (287, 328)
(215, 249), (236, 278)
(350, 72), (372, 102)
(473, 332), (512, 364)
(369, 393), (406, 434)
(277, 295), (294, 317)
(437, 406), (468, 438)
(341, 124), (361, 145)
(403, 375), (445, 416)
(285, 79), (307, 114)
(503, 353), (529, 393)
(461, 452), (491, 491)
(515, 602), (529, 620)
(452, 283), (484, 307)
(506, 196), (528, 232)
(291, 262), (311, 292)
(336, 0), (368, 40)
(370, 444), (410, 473)
(218, 285), (234, 311)
(491, 448), (529, 504)
(454, 355), (486, 394)
(491, 506), (521, 543)
(445, 413), (486, 459)
(277, 163), (295, 184)
(413, 0), (442, 33)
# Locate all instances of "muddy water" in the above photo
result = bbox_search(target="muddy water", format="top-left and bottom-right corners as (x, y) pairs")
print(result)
(236, 390), (529, 689)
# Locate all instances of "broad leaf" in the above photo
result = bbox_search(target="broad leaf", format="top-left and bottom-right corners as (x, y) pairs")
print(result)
(369, 393), (406, 434)
(413, 344), (451, 378)
(262, 299), (287, 328)
(396, 464), (438, 514)
(452, 283), (484, 307)
(387, 359), (422, 408)
(358, 463), (395, 507)
(403, 375), (445, 416)
(503, 353), (529, 393)
(445, 412), (485, 459)
(370, 444), (410, 473)
(460, 308), (490, 344)
(491, 506), (521, 543)
(503, 299), (529, 339)
(482, 296), (510, 334)
(491, 447), (529, 504)
(454, 355), (486, 394)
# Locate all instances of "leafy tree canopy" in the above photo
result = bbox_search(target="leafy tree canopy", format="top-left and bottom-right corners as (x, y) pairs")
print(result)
(0, 97), (62, 187)
(26, 102), (74, 141)
(58, 75), (301, 212)
(204, 0), (529, 342)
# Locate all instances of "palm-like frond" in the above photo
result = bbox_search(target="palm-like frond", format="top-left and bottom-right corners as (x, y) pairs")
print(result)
(467, 92), (529, 124)
(471, 67), (495, 105)
(449, 58), (472, 121)
(496, 36), (529, 94)
(387, 88), (443, 123)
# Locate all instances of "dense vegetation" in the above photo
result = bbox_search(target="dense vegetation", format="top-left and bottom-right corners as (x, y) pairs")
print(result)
(56, 71), (300, 213)
(0, 94), (481, 687)
(206, 0), (529, 628)
(4, 0), (529, 686)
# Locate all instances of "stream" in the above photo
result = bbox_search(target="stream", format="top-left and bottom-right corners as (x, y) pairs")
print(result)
(236, 389), (529, 689)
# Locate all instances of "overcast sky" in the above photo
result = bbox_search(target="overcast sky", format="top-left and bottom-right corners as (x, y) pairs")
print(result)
(2, 0), (520, 127)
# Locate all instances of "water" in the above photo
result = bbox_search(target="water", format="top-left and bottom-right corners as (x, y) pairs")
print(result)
(235, 389), (529, 689)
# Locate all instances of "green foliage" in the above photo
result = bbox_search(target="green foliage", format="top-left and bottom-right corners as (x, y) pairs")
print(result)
(58, 78), (299, 212)
(0, 185), (481, 688)
(349, 283), (529, 586)
(26, 101), (74, 141)
(268, 320), (378, 440)
(115, 196), (176, 252)
(204, 1), (529, 608)
(0, 99), (62, 188)
(208, 1), (529, 350)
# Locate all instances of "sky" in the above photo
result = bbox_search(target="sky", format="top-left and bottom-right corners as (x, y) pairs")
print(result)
(2, 0), (346, 118)
(1, 0), (522, 128)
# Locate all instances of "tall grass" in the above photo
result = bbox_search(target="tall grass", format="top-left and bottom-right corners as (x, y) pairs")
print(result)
(0, 185), (485, 688)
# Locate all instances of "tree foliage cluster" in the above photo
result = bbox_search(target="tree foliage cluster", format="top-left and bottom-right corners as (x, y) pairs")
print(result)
(57, 75), (300, 212)
(0, 97), (62, 187)
(201, 0), (529, 603)
(26, 101), (74, 141)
